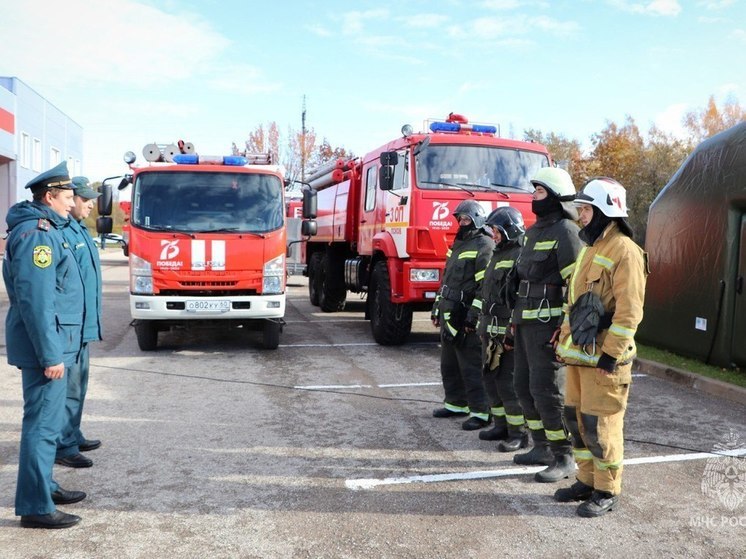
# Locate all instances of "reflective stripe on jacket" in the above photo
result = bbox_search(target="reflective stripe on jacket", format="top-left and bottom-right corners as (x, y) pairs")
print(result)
(557, 221), (648, 367)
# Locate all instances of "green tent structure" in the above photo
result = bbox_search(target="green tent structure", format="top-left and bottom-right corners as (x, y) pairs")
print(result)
(638, 121), (746, 369)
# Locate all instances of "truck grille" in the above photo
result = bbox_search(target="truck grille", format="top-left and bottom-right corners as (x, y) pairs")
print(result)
(179, 281), (238, 287)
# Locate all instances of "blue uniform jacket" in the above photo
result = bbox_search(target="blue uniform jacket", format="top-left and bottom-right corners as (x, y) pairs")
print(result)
(3, 201), (84, 368)
(62, 218), (103, 342)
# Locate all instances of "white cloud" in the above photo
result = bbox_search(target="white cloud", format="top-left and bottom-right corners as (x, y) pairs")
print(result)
(305, 24), (332, 37)
(654, 102), (689, 138)
(697, 0), (736, 9)
(206, 64), (282, 95)
(462, 14), (578, 40)
(340, 9), (389, 35)
(0, 0), (231, 89)
(729, 29), (746, 42)
(608, 0), (682, 16)
(399, 13), (450, 28)
(480, 0), (522, 9)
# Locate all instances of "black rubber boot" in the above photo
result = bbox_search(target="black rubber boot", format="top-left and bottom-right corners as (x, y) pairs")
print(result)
(554, 480), (594, 502)
(513, 442), (553, 465)
(535, 452), (575, 483)
(497, 433), (529, 452)
(577, 491), (619, 517)
(479, 423), (508, 441)
(462, 416), (491, 431)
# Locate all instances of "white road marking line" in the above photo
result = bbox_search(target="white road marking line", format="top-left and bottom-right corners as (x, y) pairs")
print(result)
(345, 448), (746, 490)
(295, 382), (441, 390)
(279, 342), (438, 348)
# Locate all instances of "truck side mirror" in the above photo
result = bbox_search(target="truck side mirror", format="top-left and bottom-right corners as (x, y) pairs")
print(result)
(379, 165), (394, 191)
(98, 184), (113, 216)
(117, 175), (133, 191)
(302, 189), (317, 219)
(380, 151), (398, 166)
(96, 216), (113, 235)
(301, 219), (317, 236)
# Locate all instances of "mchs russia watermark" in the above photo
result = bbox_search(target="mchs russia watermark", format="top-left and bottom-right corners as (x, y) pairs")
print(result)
(690, 430), (746, 528)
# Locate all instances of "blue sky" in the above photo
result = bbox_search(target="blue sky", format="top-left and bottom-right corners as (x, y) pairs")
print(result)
(1, 0), (744, 181)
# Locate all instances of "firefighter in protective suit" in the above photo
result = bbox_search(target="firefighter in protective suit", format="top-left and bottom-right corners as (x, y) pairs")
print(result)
(431, 200), (494, 431)
(554, 177), (647, 517)
(466, 207), (528, 450)
(511, 167), (584, 483)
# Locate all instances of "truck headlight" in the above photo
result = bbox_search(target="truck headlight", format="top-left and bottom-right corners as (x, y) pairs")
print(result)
(410, 268), (439, 282)
(130, 253), (153, 294)
(263, 254), (284, 294)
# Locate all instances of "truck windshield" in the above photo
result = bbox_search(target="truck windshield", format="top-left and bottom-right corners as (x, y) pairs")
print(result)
(415, 145), (550, 193)
(132, 171), (284, 233)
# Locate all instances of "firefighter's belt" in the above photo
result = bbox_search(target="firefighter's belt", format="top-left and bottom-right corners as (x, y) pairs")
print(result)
(517, 280), (563, 300)
(569, 291), (612, 347)
(440, 285), (466, 303)
(483, 303), (512, 319)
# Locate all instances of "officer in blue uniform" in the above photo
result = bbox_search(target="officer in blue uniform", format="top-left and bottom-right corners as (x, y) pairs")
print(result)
(55, 177), (103, 469)
(3, 161), (87, 529)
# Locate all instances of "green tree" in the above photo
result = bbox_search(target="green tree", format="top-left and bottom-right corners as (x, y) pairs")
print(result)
(523, 128), (584, 178)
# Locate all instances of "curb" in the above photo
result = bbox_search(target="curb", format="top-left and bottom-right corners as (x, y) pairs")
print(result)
(634, 357), (746, 407)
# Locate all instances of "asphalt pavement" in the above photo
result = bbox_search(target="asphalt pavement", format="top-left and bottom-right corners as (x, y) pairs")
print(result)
(0, 247), (744, 558)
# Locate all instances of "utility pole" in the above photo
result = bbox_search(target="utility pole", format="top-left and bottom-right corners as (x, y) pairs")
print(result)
(301, 95), (307, 184)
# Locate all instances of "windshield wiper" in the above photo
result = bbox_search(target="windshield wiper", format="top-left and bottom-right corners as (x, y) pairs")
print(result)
(144, 225), (195, 238)
(199, 227), (266, 238)
(420, 180), (475, 197)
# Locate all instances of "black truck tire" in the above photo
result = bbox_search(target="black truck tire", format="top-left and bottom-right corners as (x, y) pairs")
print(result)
(262, 320), (282, 350)
(308, 252), (323, 306)
(134, 320), (158, 351)
(369, 260), (412, 345)
(319, 252), (346, 313)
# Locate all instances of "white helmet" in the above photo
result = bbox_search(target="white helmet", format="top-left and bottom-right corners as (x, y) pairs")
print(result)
(530, 167), (576, 200)
(575, 177), (628, 218)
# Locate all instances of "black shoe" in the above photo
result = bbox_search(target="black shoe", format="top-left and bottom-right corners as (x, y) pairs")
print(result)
(554, 480), (594, 502)
(79, 439), (101, 452)
(55, 453), (93, 468)
(51, 488), (87, 505)
(535, 453), (576, 483)
(497, 433), (529, 452)
(478, 424), (508, 441)
(21, 510), (81, 529)
(432, 407), (468, 418)
(462, 416), (491, 431)
(577, 491), (619, 517)
(513, 444), (553, 465)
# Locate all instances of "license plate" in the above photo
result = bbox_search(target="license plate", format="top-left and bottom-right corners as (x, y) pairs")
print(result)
(185, 300), (230, 313)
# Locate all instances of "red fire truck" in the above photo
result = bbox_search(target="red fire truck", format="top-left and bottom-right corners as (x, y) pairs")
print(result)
(302, 113), (552, 345)
(112, 143), (287, 350)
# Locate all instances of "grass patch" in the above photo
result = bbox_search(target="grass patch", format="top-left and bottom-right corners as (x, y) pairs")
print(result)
(637, 343), (746, 389)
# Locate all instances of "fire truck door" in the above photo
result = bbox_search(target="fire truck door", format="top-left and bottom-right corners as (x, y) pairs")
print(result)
(358, 163), (378, 255)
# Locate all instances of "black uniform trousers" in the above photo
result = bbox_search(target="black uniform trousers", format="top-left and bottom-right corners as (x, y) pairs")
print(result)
(483, 349), (524, 436)
(440, 331), (490, 415)
(513, 320), (571, 453)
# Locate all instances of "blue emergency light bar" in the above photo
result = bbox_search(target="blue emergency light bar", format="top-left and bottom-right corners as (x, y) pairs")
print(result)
(172, 154), (248, 166)
(430, 121), (498, 135)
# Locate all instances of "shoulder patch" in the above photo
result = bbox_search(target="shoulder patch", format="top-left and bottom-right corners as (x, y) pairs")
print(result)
(33, 245), (53, 268)
(37, 219), (50, 231)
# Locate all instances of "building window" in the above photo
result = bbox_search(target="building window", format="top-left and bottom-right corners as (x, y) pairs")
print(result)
(50, 147), (61, 166)
(32, 138), (42, 172)
(20, 132), (30, 168)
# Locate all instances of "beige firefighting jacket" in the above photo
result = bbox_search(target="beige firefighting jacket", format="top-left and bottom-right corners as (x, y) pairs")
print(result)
(556, 221), (648, 368)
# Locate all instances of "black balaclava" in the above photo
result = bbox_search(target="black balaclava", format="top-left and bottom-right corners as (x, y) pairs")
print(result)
(579, 205), (613, 245)
(456, 219), (475, 239)
(531, 194), (562, 218)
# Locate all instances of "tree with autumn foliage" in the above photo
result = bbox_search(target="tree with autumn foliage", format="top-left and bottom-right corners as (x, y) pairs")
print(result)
(683, 94), (745, 143)
(233, 123), (351, 189)
(526, 95), (743, 245)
